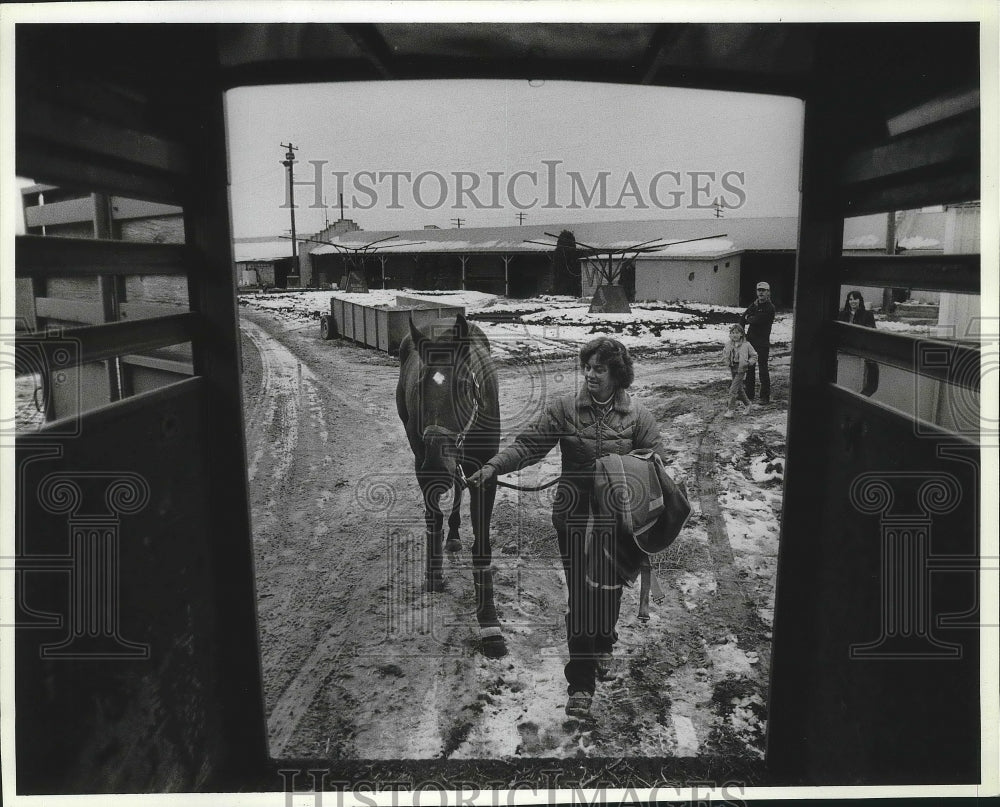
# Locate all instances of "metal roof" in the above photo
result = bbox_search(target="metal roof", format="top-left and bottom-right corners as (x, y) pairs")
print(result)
(309, 216), (802, 259)
(248, 210), (954, 262)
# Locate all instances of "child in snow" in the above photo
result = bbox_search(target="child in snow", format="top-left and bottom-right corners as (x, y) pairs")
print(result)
(722, 323), (757, 418)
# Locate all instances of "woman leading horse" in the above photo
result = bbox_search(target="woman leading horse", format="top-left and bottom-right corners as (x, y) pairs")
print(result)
(467, 337), (665, 717)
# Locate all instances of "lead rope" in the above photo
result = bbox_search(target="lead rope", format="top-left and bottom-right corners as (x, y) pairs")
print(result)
(454, 370), (558, 492)
(461, 393), (611, 493)
(458, 464), (561, 492)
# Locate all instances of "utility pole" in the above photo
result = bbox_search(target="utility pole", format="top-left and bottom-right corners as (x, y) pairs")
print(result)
(281, 142), (299, 280)
(713, 198), (725, 219)
(451, 217), (464, 229)
(516, 212), (527, 225)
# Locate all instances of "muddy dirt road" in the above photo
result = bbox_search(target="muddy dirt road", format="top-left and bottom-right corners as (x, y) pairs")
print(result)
(240, 308), (787, 763)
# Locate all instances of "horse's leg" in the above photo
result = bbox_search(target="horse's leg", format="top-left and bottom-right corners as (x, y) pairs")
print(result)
(638, 557), (652, 622)
(445, 477), (463, 553)
(470, 481), (506, 657)
(423, 484), (446, 592)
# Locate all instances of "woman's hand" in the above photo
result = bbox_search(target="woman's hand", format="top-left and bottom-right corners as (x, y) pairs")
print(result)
(465, 465), (496, 489)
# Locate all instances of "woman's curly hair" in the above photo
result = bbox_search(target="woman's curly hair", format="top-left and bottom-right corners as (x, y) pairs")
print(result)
(580, 337), (634, 389)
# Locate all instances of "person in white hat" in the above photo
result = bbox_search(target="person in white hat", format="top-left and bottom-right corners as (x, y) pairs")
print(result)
(742, 281), (776, 404)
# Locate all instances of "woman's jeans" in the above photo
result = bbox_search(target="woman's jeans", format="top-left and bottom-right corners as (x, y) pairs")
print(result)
(552, 480), (624, 695)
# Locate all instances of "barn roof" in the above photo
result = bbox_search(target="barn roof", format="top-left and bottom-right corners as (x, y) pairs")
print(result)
(309, 216), (802, 258)
(249, 209), (954, 263)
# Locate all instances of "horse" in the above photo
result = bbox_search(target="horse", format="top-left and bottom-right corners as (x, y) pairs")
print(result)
(395, 313), (507, 658)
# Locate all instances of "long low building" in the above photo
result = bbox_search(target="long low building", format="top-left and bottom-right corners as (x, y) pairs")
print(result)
(299, 208), (969, 308)
(305, 216), (801, 305)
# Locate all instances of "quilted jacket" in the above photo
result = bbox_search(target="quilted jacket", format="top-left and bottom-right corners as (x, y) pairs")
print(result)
(721, 339), (758, 370)
(485, 387), (663, 487)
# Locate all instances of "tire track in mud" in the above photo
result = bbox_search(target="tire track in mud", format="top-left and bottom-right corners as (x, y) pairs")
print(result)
(243, 315), (390, 754)
(622, 362), (776, 757)
(695, 414), (739, 576)
(243, 319), (300, 493)
(694, 408), (776, 635)
(242, 311), (495, 760)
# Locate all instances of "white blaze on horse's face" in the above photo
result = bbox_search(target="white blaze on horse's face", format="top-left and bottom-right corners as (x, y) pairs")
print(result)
(420, 364), (458, 435)
(419, 364), (463, 478)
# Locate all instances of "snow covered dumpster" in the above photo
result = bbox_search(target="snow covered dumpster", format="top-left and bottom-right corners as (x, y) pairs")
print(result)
(322, 294), (465, 354)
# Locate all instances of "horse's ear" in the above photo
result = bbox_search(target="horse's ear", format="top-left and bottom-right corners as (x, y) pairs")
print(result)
(409, 316), (425, 351)
(453, 313), (469, 342)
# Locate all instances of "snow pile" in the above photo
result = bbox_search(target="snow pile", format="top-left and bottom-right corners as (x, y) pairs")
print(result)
(748, 454), (784, 483)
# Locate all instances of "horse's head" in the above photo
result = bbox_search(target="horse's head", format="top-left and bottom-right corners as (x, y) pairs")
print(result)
(410, 314), (484, 483)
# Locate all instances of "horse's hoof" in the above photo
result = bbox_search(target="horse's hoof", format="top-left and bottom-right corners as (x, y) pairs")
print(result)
(480, 634), (507, 658)
(425, 576), (447, 593)
(482, 638), (507, 658)
(445, 537), (462, 553)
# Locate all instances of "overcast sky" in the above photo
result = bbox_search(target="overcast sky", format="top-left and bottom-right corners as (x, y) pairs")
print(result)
(225, 79), (804, 238)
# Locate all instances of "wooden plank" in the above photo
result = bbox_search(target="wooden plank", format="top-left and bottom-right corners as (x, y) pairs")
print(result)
(841, 113), (978, 186)
(123, 275), (190, 306)
(842, 170), (980, 218)
(827, 382), (977, 447)
(16, 313), (196, 369)
(838, 254), (980, 294)
(16, 142), (184, 206)
(830, 321), (980, 391)
(886, 87), (979, 137)
(120, 302), (190, 321)
(110, 197), (185, 221)
(180, 29), (271, 777)
(122, 354), (195, 376)
(18, 97), (190, 176)
(15, 235), (190, 278)
(35, 297), (106, 326)
(766, 42), (856, 781)
(17, 74), (155, 136)
(22, 196), (96, 230)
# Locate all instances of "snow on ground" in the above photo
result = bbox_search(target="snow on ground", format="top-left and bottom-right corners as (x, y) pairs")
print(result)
(234, 287), (935, 761)
(237, 288), (795, 361)
(238, 286), (938, 365)
(239, 290), (792, 760)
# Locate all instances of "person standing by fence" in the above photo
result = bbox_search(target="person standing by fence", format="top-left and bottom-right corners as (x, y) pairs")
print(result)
(742, 281), (776, 404)
(838, 289), (879, 397)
